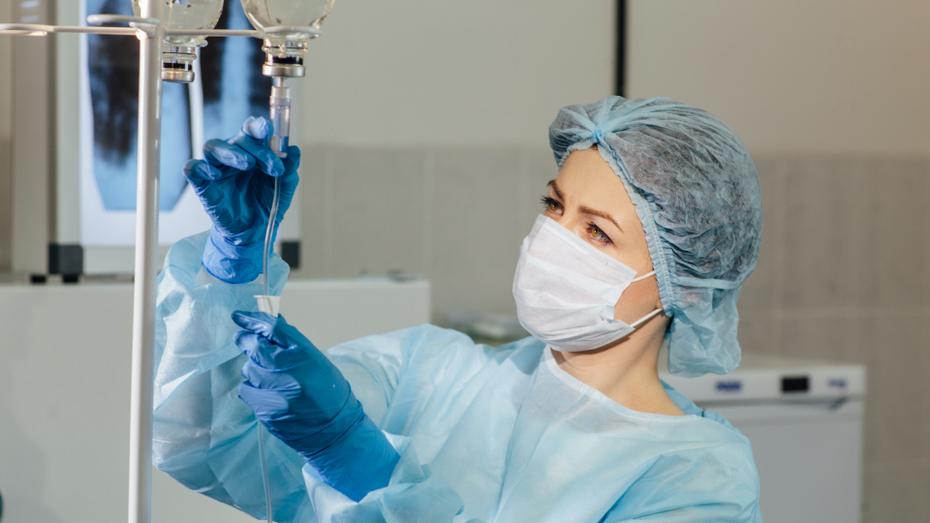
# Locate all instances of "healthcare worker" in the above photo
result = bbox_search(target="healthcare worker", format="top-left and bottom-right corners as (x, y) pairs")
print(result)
(153, 96), (763, 522)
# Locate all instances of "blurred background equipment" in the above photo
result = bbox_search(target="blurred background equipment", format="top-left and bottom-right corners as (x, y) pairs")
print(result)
(0, 277), (429, 522)
(663, 355), (867, 522)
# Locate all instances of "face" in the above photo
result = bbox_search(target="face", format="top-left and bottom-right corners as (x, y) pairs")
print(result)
(539, 147), (662, 323)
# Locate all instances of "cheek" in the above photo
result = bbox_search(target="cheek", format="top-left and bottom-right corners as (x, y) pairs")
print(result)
(614, 235), (654, 275)
(613, 278), (660, 322)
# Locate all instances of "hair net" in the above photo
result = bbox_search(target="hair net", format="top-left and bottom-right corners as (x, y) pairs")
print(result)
(548, 96), (762, 376)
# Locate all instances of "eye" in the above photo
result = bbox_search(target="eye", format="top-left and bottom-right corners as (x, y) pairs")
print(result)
(540, 196), (564, 216)
(586, 222), (613, 246)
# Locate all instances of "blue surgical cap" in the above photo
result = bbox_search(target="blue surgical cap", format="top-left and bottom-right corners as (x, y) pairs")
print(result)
(548, 96), (762, 376)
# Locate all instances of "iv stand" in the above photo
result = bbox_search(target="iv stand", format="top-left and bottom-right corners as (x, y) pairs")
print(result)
(0, 12), (317, 523)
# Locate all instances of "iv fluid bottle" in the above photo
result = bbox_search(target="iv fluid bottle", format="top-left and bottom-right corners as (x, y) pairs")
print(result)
(132, 0), (225, 82)
(240, 0), (335, 31)
(240, 0), (335, 78)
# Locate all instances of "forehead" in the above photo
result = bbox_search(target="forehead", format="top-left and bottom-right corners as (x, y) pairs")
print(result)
(555, 147), (636, 219)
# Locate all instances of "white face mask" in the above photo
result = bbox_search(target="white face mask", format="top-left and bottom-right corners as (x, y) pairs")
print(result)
(512, 215), (662, 352)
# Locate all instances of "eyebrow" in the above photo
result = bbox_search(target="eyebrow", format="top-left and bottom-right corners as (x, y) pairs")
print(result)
(546, 179), (564, 201)
(547, 180), (623, 232)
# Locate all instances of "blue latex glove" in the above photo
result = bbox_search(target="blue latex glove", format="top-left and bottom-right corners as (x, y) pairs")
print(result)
(184, 116), (300, 284)
(233, 311), (400, 502)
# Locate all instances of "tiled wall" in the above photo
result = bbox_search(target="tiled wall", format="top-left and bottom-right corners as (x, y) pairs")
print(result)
(745, 155), (930, 522)
(294, 145), (930, 522)
(295, 145), (559, 321)
(0, 0), (10, 272)
(0, 139), (10, 272)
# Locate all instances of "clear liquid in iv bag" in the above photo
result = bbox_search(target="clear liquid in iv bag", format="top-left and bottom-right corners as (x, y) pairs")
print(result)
(132, 0), (225, 47)
(240, 0), (336, 32)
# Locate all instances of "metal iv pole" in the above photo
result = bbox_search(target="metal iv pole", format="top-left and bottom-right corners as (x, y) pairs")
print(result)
(0, 13), (252, 523)
(0, 10), (317, 523)
(0, 14), (163, 523)
(125, 7), (162, 521)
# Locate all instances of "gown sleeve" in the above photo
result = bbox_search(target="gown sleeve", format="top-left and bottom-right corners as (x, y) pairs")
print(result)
(299, 326), (502, 521)
(152, 232), (482, 522)
(153, 232), (318, 522)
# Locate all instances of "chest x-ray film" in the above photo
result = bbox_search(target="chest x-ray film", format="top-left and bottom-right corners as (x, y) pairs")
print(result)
(80, 0), (276, 246)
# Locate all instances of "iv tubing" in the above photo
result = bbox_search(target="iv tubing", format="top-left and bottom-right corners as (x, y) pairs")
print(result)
(257, 76), (289, 523)
(256, 175), (281, 523)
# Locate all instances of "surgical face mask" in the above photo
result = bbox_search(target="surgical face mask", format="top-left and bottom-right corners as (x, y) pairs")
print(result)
(512, 215), (662, 352)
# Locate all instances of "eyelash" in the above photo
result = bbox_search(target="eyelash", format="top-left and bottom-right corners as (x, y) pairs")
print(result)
(539, 195), (614, 246)
(540, 196), (562, 213)
(586, 222), (613, 245)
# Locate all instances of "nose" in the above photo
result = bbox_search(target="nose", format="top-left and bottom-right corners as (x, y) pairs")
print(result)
(547, 208), (589, 242)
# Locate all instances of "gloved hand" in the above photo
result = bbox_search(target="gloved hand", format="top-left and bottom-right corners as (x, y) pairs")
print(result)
(185, 116), (301, 284)
(233, 311), (400, 502)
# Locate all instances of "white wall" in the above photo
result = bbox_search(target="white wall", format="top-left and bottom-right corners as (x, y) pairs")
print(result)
(0, 0), (12, 271)
(626, 0), (930, 156)
(624, 3), (930, 520)
(0, 0), (10, 144)
(296, 0), (616, 147)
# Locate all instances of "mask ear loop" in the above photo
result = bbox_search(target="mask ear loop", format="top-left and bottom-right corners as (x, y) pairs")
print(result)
(630, 306), (663, 329)
(627, 270), (662, 329)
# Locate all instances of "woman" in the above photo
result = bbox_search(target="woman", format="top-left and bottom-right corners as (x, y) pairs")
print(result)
(153, 96), (763, 521)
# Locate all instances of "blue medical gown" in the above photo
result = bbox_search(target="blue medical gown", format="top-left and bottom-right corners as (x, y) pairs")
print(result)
(153, 233), (762, 522)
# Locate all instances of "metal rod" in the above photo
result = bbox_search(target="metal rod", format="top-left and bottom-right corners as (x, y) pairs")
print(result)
(127, 17), (163, 523)
(166, 27), (260, 37)
(87, 14), (159, 27)
(189, 48), (205, 158)
(0, 23), (137, 36)
(0, 23), (307, 40)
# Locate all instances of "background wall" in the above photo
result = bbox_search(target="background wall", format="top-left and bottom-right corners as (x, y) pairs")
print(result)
(623, 1), (930, 521)
(288, 0), (618, 326)
(293, 144), (558, 325)
(289, 0), (618, 322)
(0, 0), (12, 272)
(294, 0), (617, 147)
(626, 0), (930, 156)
